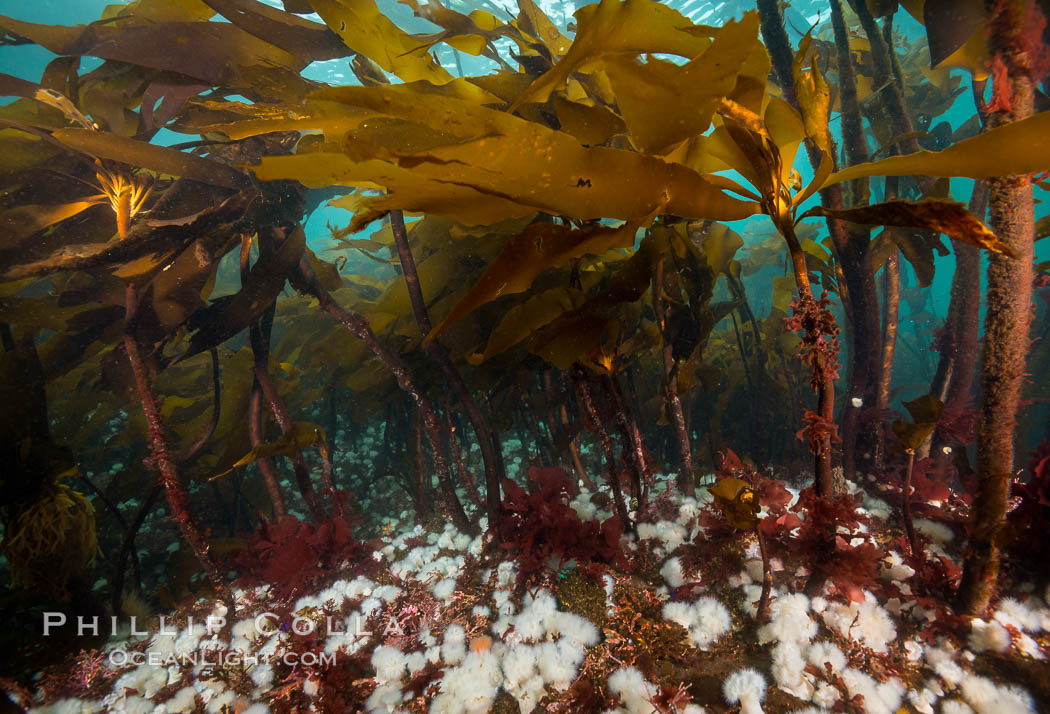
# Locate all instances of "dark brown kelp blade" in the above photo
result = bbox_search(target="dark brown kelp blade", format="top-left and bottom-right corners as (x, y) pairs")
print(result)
(0, 13), (306, 86)
(175, 222), (306, 364)
(800, 198), (1017, 258)
(51, 129), (250, 190)
(0, 191), (255, 280)
(923, 0), (985, 69)
(200, 0), (349, 62)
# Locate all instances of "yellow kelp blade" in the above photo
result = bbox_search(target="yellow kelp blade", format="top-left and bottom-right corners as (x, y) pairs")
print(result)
(308, 0), (451, 84)
(424, 221), (639, 344)
(698, 222), (744, 276)
(892, 394), (944, 453)
(527, 235), (660, 371)
(510, 0), (714, 111)
(552, 96), (626, 146)
(0, 199), (104, 249)
(249, 86), (759, 226)
(211, 422), (325, 481)
(515, 0), (570, 56)
(1036, 215), (1050, 240)
(253, 153), (531, 228)
(397, 0), (508, 57)
(175, 98), (378, 140)
(800, 198), (1016, 258)
(602, 12), (761, 155)
(709, 476), (760, 530)
(470, 286), (587, 364)
(791, 31), (832, 160)
(822, 110), (1050, 187)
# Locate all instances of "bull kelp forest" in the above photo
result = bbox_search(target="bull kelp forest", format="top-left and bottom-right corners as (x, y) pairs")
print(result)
(1, 0), (1050, 711)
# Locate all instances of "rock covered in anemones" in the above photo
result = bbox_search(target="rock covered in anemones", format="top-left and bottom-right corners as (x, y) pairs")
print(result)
(429, 650), (502, 714)
(821, 591), (896, 653)
(757, 592), (816, 645)
(661, 596), (731, 649)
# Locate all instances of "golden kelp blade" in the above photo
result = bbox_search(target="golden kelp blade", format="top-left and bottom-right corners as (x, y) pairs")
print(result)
(308, 0), (451, 84)
(791, 32), (833, 160)
(211, 422), (326, 481)
(709, 477), (760, 530)
(527, 233), (658, 370)
(424, 221), (639, 343)
(248, 87), (759, 226)
(603, 12), (761, 155)
(892, 394), (945, 453)
(821, 110), (1050, 187)
(471, 286), (587, 364)
(510, 0), (714, 110)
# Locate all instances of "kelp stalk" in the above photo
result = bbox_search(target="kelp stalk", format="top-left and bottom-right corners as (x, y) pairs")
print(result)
(940, 183), (988, 408)
(780, 220), (838, 498)
(446, 407), (483, 510)
(113, 345), (220, 613)
(728, 271), (802, 460)
(572, 367), (632, 533)
(253, 230), (325, 521)
(829, 0), (881, 480)
(111, 484), (160, 617)
(604, 373), (650, 510)
(876, 251), (900, 471)
(238, 233), (297, 520)
(389, 210), (503, 530)
(544, 370), (592, 489)
(928, 180), (988, 464)
(253, 361), (326, 520)
(830, 0), (871, 204)
(854, 2), (922, 153)
(654, 258), (695, 492)
(248, 385), (289, 519)
(756, 524), (772, 623)
(756, 0), (846, 496)
(875, 174), (903, 471)
(959, 0), (1038, 616)
(901, 450), (921, 557)
(122, 284), (235, 620)
(291, 251), (472, 534)
(316, 436), (344, 520)
(729, 308), (760, 451)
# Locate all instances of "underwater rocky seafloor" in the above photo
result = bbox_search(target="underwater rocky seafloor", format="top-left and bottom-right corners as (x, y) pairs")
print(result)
(8, 449), (1050, 714)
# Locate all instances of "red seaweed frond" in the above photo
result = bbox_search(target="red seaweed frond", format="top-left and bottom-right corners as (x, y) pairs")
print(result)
(784, 293), (842, 391)
(985, 0), (1050, 114)
(797, 409), (842, 456)
(232, 515), (364, 599)
(499, 466), (626, 581)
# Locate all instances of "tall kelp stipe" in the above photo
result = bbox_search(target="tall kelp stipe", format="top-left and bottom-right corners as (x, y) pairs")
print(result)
(0, 0), (1049, 708)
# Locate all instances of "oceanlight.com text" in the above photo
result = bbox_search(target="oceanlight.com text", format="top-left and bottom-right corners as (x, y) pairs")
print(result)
(107, 649), (336, 669)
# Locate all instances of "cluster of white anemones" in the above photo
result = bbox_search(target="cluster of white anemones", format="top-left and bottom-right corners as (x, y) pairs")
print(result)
(24, 477), (1047, 714)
